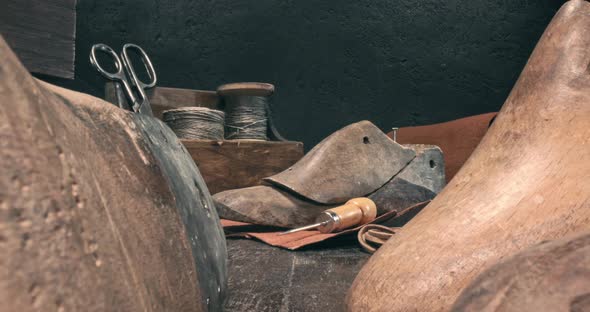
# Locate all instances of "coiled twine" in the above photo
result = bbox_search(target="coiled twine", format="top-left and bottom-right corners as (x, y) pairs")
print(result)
(163, 107), (225, 140)
(224, 96), (268, 140)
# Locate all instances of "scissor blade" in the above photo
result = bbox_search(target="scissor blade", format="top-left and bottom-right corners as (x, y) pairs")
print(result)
(136, 99), (154, 117)
(114, 82), (133, 111)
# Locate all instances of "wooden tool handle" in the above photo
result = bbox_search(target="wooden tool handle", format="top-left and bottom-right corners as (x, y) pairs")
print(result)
(326, 197), (377, 231)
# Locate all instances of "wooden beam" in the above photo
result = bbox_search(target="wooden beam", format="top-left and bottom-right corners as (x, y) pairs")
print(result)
(0, 0), (76, 79)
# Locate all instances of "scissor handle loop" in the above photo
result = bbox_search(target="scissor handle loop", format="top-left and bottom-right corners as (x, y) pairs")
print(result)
(89, 44), (123, 80)
(121, 43), (157, 89)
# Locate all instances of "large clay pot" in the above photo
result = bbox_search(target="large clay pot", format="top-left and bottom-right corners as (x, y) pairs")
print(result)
(347, 1), (590, 311)
(0, 36), (226, 311)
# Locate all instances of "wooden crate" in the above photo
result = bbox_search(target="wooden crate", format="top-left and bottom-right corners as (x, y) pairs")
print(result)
(183, 140), (303, 194)
(105, 83), (304, 194)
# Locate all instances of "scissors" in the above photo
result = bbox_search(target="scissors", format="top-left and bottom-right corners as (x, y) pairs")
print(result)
(90, 43), (156, 116)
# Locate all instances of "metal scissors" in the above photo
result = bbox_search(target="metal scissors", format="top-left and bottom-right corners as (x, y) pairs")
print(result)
(90, 43), (156, 116)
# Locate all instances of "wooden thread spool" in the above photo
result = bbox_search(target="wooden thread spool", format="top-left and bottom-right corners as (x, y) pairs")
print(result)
(163, 107), (225, 140)
(217, 82), (274, 141)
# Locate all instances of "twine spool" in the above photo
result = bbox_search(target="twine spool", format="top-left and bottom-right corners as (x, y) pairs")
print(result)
(217, 82), (274, 140)
(163, 107), (225, 140)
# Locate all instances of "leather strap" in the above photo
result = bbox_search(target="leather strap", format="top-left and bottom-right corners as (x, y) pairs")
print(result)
(358, 224), (399, 253)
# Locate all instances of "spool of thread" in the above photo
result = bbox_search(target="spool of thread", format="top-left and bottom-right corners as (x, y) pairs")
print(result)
(163, 107), (225, 140)
(217, 82), (274, 140)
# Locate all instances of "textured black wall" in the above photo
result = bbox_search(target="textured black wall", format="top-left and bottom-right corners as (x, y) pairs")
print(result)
(46, 0), (564, 148)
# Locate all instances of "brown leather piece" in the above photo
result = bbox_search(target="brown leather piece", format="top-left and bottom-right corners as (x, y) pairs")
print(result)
(451, 232), (590, 312)
(357, 224), (397, 254)
(221, 201), (430, 250)
(347, 1), (590, 311)
(0, 36), (226, 311)
(388, 112), (497, 182)
(265, 121), (416, 204)
(214, 177), (435, 228)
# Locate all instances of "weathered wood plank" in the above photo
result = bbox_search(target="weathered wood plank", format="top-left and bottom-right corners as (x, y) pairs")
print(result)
(226, 239), (369, 312)
(183, 140), (304, 194)
(0, 0), (76, 78)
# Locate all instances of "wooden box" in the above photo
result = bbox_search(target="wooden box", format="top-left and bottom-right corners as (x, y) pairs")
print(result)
(105, 83), (304, 194)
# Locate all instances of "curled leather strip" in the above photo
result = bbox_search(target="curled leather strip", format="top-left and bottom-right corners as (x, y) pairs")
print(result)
(357, 224), (399, 254)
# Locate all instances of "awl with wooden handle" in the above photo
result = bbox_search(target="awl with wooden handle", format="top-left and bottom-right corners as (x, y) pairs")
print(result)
(279, 197), (377, 235)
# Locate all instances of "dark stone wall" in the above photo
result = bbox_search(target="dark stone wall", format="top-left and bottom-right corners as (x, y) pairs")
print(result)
(44, 0), (564, 148)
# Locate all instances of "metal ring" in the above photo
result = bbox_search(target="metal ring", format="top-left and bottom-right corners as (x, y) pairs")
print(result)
(122, 43), (157, 89)
(89, 44), (123, 80)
